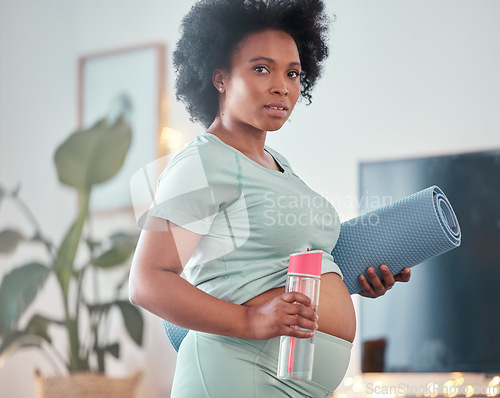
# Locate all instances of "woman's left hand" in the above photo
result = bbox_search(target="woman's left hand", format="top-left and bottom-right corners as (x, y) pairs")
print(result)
(358, 265), (411, 298)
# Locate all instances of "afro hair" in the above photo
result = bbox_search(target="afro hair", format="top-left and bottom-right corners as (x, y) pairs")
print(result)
(173, 0), (332, 128)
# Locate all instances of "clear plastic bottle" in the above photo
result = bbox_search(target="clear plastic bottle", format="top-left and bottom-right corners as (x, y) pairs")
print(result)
(277, 249), (322, 381)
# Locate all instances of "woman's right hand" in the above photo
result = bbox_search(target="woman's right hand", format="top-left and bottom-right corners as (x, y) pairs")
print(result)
(244, 292), (319, 340)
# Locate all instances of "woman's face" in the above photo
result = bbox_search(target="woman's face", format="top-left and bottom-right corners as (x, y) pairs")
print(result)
(217, 29), (302, 133)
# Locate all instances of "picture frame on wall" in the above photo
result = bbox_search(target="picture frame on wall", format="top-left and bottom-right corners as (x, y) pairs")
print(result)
(78, 43), (167, 213)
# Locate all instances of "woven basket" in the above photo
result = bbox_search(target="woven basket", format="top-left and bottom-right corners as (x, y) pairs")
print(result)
(34, 369), (141, 398)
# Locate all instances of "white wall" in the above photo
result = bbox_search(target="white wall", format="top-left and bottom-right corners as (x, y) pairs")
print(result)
(1, 0), (499, 397)
(267, 0), (500, 385)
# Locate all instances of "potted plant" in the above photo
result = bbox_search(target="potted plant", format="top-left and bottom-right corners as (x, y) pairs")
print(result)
(0, 115), (144, 398)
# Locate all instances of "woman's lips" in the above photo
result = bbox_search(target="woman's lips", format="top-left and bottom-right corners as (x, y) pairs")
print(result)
(264, 105), (288, 117)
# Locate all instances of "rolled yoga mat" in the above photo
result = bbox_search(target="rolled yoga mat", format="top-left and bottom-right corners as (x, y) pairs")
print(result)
(162, 185), (461, 351)
(333, 185), (461, 294)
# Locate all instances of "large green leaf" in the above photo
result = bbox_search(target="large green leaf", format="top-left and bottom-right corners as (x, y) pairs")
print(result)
(115, 301), (143, 346)
(53, 190), (89, 297)
(109, 231), (138, 245)
(0, 314), (59, 366)
(25, 314), (64, 342)
(93, 232), (138, 269)
(0, 262), (51, 336)
(0, 229), (24, 254)
(104, 342), (120, 359)
(86, 302), (111, 316)
(53, 219), (81, 296)
(92, 247), (132, 269)
(0, 331), (44, 367)
(53, 116), (132, 190)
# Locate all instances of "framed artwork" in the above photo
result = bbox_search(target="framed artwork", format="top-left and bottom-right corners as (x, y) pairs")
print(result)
(78, 43), (167, 213)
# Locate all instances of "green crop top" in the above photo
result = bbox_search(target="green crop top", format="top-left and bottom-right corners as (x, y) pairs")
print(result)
(145, 132), (343, 304)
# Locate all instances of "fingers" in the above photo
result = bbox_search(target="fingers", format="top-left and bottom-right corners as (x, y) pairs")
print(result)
(246, 295), (319, 340)
(281, 311), (317, 338)
(358, 265), (412, 298)
(358, 265), (389, 298)
(281, 292), (317, 321)
(284, 325), (316, 338)
(280, 292), (318, 337)
(394, 267), (411, 282)
(365, 266), (389, 297)
(285, 309), (318, 329)
(379, 264), (396, 290)
(358, 273), (374, 296)
(281, 291), (312, 307)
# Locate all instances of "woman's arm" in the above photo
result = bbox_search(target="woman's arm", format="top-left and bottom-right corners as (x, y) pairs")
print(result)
(129, 216), (318, 339)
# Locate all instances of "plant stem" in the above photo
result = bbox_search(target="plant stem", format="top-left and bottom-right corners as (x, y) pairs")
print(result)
(10, 191), (56, 261)
(41, 343), (68, 375)
(85, 204), (107, 373)
(55, 189), (91, 372)
(75, 265), (87, 360)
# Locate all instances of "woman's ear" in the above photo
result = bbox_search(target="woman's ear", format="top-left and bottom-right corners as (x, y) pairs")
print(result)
(213, 68), (227, 93)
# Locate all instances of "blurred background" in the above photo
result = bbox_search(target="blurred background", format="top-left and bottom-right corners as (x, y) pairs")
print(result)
(1, 0), (499, 397)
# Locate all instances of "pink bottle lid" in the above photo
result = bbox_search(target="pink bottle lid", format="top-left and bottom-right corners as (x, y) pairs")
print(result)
(288, 248), (323, 277)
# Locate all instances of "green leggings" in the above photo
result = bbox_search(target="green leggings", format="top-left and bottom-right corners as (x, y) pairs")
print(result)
(170, 330), (352, 397)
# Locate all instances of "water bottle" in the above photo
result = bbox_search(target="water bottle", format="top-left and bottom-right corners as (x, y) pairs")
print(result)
(277, 249), (322, 381)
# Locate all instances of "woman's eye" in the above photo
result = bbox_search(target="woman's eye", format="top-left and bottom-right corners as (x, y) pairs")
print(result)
(289, 70), (300, 78)
(254, 66), (269, 73)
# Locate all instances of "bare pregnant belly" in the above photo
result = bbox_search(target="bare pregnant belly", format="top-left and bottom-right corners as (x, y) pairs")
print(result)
(242, 272), (356, 343)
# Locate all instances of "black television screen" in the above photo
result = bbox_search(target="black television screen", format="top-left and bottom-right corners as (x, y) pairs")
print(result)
(358, 149), (500, 374)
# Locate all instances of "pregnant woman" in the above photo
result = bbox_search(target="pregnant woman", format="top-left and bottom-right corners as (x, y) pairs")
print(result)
(129, 0), (410, 396)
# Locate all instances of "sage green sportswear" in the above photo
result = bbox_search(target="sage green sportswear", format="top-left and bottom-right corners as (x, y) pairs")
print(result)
(147, 132), (344, 304)
(171, 330), (352, 398)
(146, 132), (351, 396)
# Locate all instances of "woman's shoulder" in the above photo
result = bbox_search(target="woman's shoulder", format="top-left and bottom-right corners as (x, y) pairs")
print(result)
(168, 132), (230, 161)
(159, 132), (239, 184)
(178, 132), (240, 162)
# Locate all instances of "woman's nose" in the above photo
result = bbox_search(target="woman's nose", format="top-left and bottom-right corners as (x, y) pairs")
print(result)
(270, 76), (289, 96)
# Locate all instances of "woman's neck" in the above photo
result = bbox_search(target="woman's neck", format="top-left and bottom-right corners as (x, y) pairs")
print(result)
(206, 116), (283, 171)
(206, 116), (268, 159)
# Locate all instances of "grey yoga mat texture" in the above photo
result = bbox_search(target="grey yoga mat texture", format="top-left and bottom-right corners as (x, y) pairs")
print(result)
(162, 185), (461, 352)
(333, 185), (461, 295)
